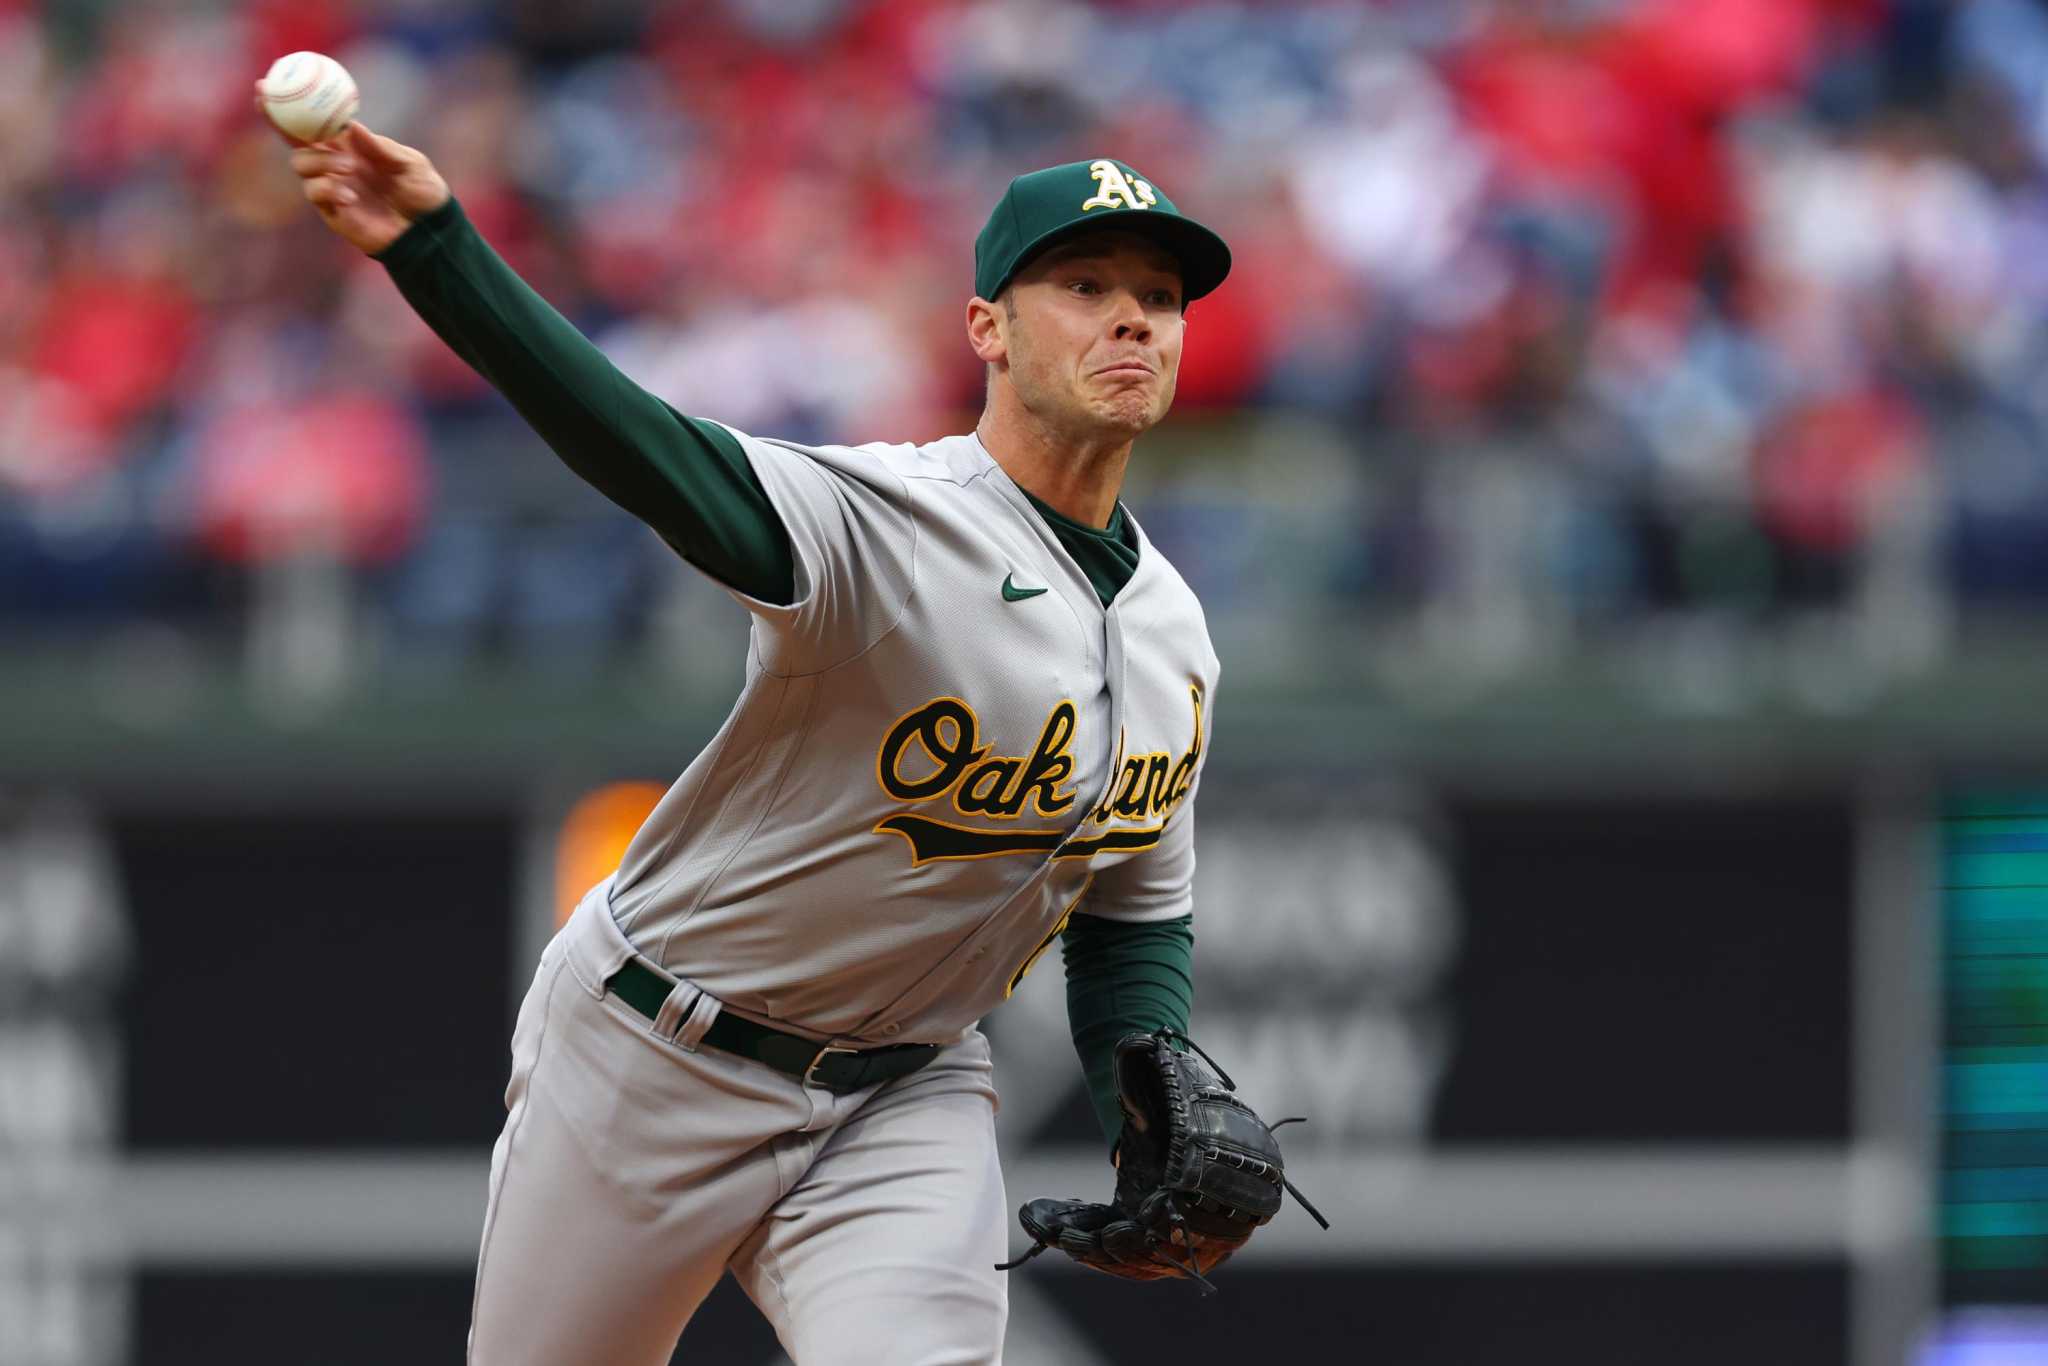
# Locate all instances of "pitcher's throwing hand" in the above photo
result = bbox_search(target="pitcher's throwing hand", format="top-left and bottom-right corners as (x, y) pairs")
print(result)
(260, 96), (447, 257)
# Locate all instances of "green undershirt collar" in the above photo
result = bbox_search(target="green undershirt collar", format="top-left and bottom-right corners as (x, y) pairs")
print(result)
(1019, 489), (1140, 607)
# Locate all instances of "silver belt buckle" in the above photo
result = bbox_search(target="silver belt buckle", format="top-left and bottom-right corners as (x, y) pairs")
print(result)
(804, 1045), (859, 1088)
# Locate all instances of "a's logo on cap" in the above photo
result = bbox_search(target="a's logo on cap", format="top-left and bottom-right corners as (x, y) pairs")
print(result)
(1081, 160), (1159, 213)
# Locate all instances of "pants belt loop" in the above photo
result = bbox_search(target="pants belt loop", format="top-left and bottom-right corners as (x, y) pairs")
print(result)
(672, 987), (722, 1053)
(650, 979), (701, 1043)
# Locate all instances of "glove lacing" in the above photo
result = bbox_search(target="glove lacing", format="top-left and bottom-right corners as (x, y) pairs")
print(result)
(994, 1028), (1331, 1290)
(1161, 1028), (1329, 1232)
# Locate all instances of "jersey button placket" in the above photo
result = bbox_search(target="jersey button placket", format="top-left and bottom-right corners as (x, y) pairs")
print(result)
(1061, 610), (1126, 855)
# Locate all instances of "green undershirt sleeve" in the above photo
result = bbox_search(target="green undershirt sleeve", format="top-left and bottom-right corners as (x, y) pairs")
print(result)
(374, 197), (795, 604)
(1060, 911), (1195, 1149)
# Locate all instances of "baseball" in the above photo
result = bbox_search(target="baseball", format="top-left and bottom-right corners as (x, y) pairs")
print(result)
(258, 51), (359, 144)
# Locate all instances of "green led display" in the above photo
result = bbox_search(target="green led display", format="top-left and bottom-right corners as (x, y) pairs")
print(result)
(1942, 800), (2048, 1301)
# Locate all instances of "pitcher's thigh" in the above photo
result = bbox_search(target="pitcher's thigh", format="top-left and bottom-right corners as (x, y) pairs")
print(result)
(467, 963), (781, 1366)
(731, 1077), (1009, 1366)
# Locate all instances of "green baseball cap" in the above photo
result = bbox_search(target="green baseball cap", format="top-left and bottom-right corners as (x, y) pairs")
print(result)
(974, 158), (1232, 304)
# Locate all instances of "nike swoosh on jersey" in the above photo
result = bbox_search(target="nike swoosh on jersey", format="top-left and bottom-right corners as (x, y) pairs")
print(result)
(1001, 573), (1048, 602)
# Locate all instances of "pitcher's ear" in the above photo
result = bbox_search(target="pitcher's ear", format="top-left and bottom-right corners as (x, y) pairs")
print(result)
(967, 294), (1007, 365)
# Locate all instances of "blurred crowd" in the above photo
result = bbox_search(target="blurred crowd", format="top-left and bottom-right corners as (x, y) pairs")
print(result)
(7, 0), (2048, 673)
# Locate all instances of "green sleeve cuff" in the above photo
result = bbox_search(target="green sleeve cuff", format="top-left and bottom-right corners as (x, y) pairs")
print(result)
(1060, 912), (1194, 1150)
(371, 195), (466, 274)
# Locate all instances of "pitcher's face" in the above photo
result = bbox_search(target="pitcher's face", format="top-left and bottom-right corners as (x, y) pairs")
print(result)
(988, 230), (1186, 441)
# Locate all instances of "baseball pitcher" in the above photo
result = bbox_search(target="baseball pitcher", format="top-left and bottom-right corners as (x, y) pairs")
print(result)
(281, 114), (1318, 1365)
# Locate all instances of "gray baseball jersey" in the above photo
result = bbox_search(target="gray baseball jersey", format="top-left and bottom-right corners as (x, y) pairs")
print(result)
(606, 427), (1217, 1045)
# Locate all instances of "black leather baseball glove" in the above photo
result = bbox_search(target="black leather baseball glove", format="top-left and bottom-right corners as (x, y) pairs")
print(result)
(996, 1028), (1326, 1292)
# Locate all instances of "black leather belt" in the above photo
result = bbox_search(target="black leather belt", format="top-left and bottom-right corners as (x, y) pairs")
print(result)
(603, 957), (940, 1095)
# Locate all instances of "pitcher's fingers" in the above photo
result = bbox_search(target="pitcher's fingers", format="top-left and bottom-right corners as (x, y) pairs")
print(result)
(301, 175), (358, 210)
(289, 147), (357, 179)
(345, 122), (415, 170)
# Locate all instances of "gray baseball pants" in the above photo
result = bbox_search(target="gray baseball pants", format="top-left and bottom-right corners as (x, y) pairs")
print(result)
(465, 881), (1009, 1365)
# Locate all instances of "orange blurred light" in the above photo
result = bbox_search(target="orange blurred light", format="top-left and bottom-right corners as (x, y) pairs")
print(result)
(554, 781), (666, 927)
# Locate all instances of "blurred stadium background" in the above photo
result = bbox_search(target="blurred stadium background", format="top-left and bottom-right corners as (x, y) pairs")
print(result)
(5, 0), (2048, 1361)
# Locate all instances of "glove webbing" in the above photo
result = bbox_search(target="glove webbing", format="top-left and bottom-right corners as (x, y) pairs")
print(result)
(1158, 1027), (1330, 1233)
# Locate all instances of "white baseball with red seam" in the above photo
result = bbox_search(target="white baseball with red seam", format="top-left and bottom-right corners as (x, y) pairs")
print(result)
(258, 52), (359, 143)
